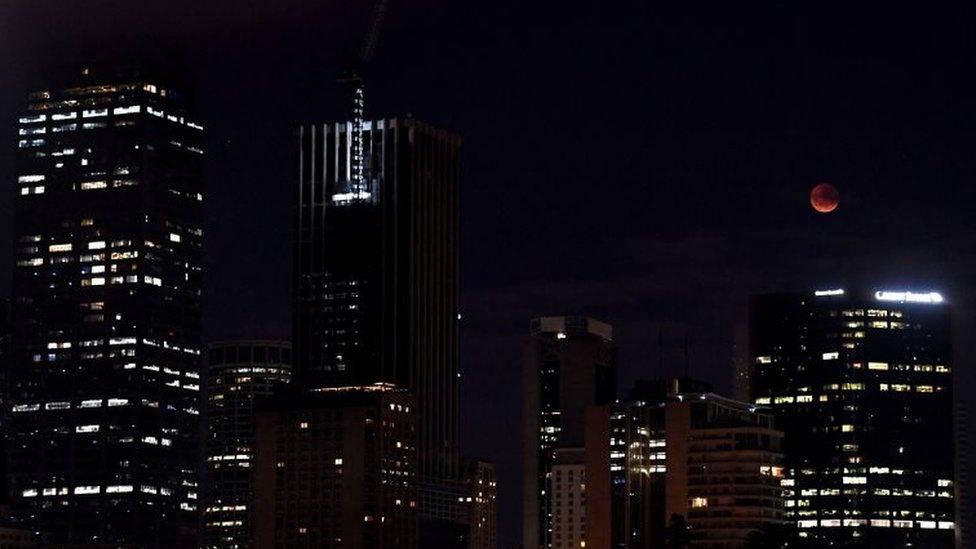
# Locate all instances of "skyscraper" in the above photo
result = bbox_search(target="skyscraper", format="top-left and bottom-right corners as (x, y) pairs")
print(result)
(253, 385), (417, 548)
(204, 340), (292, 548)
(8, 66), (204, 545)
(522, 316), (616, 549)
(750, 289), (955, 545)
(292, 118), (461, 516)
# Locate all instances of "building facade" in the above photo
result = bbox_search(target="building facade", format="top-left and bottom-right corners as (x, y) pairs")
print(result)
(750, 289), (955, 546)
(253, 384), (417, 548)
(292, 117), (461, 510)
(523, 316), (616, 549)
(462, 459), (498, 549)
(8, 66), (204, 546)
(204, 341), (292, 548)
(585, 385), (785, 548)
(550, 448), (586, 549)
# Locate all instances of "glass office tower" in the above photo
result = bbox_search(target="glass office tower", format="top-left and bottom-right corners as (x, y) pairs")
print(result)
(9, 65), (204, 546)
(750, 289), (954, 546)
(293, 118), (461, 528)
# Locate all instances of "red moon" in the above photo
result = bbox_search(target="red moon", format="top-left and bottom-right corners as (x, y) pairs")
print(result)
(810, 183), (839, 213)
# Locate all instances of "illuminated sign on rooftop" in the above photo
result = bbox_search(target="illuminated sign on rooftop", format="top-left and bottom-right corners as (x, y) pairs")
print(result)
(874, 291), (944, 304)
(814, 289), (845, 297)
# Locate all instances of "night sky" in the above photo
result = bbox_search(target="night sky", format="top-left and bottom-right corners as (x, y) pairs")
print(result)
(3, 2), (976, 545)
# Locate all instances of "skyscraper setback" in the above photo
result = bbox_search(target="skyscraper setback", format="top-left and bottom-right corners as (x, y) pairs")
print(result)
(749, 289), (955, 546)
(8, 66), (204, 545)
(292, 117), (462, 527)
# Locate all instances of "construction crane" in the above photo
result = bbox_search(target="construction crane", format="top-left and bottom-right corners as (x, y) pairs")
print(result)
(337, 0), (390, 199)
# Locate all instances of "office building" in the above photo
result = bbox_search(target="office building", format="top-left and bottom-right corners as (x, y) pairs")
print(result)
(585, 382), (785, 548)
(461, 459), (498, 549)
(8, 65), (204, 545)
(750, 289), (955, 545)
(523, 316), (616, 549)
(253, 384), (417, 548)
(293, 118), (461, 518)
(204, 341), (292, 548)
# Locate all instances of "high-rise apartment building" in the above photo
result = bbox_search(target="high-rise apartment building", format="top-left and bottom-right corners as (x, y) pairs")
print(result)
(292, 117), (461, 530)
(8, 65), (204, 545)
(523, 316), (616, 549)
(204, 341), (292, 548)
(750, 289), (955, 545)
(585, 382), (785, 548)
(253, 384), (417, 548)
(462, 459), (498, 549)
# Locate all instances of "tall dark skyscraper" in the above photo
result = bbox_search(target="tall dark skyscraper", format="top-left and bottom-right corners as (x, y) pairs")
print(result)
(522, 316), (616, 549)
(750, 289), (955, 546)
(204, 340), (292, 548)
(292, 118), (461, 502)
(8, 66), (204, 545)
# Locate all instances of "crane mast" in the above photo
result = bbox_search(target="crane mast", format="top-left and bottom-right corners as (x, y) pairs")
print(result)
(339, 0), (389, 200)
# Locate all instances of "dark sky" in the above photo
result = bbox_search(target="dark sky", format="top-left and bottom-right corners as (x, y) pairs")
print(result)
(3, 2), (976, 545)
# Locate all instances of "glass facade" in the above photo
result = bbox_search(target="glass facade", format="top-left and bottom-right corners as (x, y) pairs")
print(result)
(750, 289), (954, 545)
(8, 66), (204, 545)
(293, 118), (462, 524)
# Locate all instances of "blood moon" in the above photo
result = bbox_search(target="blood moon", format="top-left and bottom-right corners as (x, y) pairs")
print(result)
(810, 183), (840, 213)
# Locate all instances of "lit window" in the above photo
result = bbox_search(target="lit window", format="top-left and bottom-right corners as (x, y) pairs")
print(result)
(112, 105), (141, 115)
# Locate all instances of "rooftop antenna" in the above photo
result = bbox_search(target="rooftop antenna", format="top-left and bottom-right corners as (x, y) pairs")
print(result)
(337, 0), (390, 198)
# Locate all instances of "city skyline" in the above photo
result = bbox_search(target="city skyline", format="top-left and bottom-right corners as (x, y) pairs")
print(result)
(2, 2), (976, 546)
